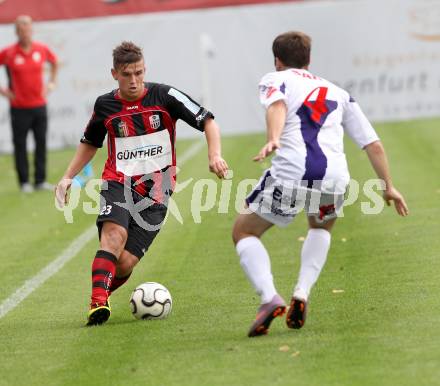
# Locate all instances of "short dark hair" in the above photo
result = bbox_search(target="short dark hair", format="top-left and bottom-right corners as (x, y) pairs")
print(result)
(113, 41), (143, 70)
(272, 31), (311, 69)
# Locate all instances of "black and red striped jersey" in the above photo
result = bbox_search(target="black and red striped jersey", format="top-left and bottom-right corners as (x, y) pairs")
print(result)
(81, 82), (213, 201)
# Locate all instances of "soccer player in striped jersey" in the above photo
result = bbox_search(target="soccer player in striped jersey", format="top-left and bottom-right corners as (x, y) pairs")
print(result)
(55, 41), (228, 326)
(232, 31), (408, 337)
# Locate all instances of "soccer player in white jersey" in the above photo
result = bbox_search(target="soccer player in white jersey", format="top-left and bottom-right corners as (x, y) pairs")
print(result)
(232, 31), (408, 337)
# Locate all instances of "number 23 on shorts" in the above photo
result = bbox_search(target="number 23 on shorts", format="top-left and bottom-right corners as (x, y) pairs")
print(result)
(100, 205), (112, 215)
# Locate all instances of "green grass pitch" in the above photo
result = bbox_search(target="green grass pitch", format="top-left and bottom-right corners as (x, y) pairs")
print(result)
(0, 118), (439, 386)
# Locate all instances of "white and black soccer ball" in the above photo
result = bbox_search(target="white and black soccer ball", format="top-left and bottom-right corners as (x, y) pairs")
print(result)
(130, 282), (172, 320)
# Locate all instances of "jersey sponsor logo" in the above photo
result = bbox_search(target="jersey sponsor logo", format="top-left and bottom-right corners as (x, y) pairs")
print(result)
(115, 130), (172, 176)
(126, 105), (139, 110)
(149, 114), (161, 129)
(116, 145), (163, 160)
(168, 88), (200, 115)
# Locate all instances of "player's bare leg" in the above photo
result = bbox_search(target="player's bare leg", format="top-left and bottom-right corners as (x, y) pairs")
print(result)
(109, 250), (140, 295)
(87, 221), (127, 326)
(286, 216), (336, 329)
(233, 211), (286, 337)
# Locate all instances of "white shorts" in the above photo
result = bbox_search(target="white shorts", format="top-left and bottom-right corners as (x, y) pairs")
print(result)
(245, 169), (345, 227)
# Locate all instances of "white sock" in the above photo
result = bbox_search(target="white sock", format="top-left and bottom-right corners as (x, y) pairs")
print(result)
(236, 236), (277, 304)
(294, 228), (331, 301)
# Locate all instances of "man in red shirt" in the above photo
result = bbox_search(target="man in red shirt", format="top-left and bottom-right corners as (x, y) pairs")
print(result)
(0, 15), (58, 193)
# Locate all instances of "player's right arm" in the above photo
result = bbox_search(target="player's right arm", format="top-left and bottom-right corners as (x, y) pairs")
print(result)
(253, 72), (287, 162)
(55, 143), (98, 207)
(253, 100), (286, 162)
(342, 96), (408, 217)
(55, 97), (107, 207)
(0, 47), (15, 101)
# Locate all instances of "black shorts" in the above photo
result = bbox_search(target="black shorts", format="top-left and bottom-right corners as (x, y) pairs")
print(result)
(97, 180), (167, 259)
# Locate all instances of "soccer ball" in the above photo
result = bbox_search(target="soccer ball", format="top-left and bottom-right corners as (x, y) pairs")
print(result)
(129, 282), (172, 320)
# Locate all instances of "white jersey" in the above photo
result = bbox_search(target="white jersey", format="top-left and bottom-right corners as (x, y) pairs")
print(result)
(259, 69), (379, 194)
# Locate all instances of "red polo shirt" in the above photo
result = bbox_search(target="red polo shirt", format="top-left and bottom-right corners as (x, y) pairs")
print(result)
(0, 41), (57, 108)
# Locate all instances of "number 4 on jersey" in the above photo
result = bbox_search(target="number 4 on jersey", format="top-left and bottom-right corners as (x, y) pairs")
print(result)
(303, 87), (330, 124)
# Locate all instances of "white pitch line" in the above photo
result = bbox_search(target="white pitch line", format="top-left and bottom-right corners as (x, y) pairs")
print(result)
(0, 140), (204, 319)
(0, 226), (96, 319)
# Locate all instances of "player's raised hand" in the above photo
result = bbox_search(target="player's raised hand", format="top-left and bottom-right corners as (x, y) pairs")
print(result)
(383, 186), (409, 216)
(55, 178), (72, 208)
(209, 155), (229, 179)
(253, 140), (280, 162)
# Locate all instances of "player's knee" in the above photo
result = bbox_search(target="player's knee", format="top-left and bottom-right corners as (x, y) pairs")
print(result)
(232, 219), (242, 245)
(100, 223), (128, 256)
(232, 217), (251, 245)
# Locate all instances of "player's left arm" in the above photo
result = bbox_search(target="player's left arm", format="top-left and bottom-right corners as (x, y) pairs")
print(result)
(253, 100), (286, 162)
(45, 46), (59, 93)
(342, 97), (408, 216)
(204, 118), (229, 179)
(364, 141), (409, 217)
(163, 85), (228, 178)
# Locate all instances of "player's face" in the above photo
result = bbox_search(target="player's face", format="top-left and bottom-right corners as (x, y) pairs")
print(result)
(112, 60), (146, 101)
(16, 21), (33, 46)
